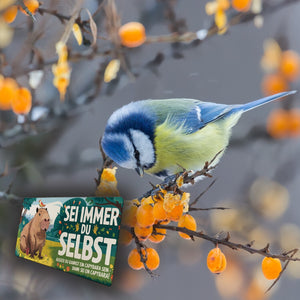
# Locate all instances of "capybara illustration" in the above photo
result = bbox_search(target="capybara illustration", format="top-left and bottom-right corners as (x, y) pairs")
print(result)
(20, 207), (50, 259)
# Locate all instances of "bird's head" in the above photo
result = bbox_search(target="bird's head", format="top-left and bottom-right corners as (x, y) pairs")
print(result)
(101, 102), (156, 176)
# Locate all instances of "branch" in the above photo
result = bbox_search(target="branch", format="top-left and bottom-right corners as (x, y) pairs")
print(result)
(131, 227), (158, 277)
(95, 137), (114, 186)
(140, 151), (222, 200)
(155, 224), (300, 262)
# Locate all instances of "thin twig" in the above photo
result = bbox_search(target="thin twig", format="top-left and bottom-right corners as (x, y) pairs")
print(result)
(190, 179), (217, 207)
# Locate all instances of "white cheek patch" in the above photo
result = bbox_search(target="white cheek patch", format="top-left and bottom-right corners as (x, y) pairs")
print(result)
(130, 129), (155, 167)
(104, 133), (136, 169)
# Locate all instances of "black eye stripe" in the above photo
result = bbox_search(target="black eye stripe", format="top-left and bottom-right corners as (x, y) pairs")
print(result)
(134, 149), (140, 162)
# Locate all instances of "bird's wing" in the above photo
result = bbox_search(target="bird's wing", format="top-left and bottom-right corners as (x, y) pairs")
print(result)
(144, 99), (232, 134)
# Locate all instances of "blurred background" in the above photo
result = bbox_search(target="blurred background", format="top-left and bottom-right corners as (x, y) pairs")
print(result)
(1, 0), (300, 299)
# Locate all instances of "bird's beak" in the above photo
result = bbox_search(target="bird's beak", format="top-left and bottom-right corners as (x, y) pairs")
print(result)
(135, 166), (144, 177)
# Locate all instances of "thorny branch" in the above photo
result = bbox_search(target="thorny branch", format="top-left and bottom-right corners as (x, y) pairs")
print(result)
(131, 227), (158, 277)
(155, 224), (300, 262)
(140, 151), (222, 201)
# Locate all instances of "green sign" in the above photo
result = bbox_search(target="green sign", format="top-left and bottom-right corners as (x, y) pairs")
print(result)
(15, 197), (123, 286)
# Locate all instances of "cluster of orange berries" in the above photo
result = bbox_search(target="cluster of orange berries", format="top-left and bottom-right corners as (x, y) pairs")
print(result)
(2, 0), (39, 24)
(261, 40), (300, 96)
(0, 76), (32, 115)
(121, 190), (197, 270)
(261, 40), (300, 138)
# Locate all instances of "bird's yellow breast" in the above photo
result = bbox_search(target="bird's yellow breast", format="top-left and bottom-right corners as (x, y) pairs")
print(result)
(147, 112), (242, 175)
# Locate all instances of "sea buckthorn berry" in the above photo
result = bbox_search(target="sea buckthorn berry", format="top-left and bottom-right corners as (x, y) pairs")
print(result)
(144, 248), (160, 271)
(136, 203), (155, 227)
(280, 50), (300, 81)
(122, 204), (137, 227)
(119, 229), (132, 246)
(19, 0), (39, 15)
(134, 224), (152, 241)
(266, 109), (290, 139)
(166, 204), (184, 222)
(261, 257), (282, 280)
(288, 109), (300, 137)
(3, 6), (18, 23)
(148, 228), (166, 243)
(11, 87), (32, 115)
(128, 248), (143, 270)
(261, 73), (289, 96)
(207, 247), (227, 274)
(153, 201), (167, 221)
(232, 0), (252, 11)
(177, 214), (197, 240)
(0, 77), (18, 110)
(118, 22), (146, 48)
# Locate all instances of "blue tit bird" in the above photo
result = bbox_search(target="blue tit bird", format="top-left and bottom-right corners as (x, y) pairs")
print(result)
(101, 91), (296, 179)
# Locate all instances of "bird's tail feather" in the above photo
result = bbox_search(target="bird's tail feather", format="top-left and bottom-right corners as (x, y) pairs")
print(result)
(237, 91), (296, 113)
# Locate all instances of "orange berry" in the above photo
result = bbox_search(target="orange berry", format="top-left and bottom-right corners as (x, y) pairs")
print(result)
(177, 214), (197, 240)
(144, 248), (160, 271)
(280, 50), (300, 81)
(118, 22), (146, 48)
(119, 229), (132, 245)
(261, 257), (282, 280)
(207, 247), (227, 274)
(3, 6), (18, 23)
(136, 203), (155, 227)
(11, 87), (32, 115)
(148, 228), (166, 243)
(0, 77), (18, 110)
(134, 224), (152, 241)
(128, 248), (143, 270)
(266, 108), (290, 139)
(153, 201), (168, 221)
(166, 204), (183, 222)
(288, 109), (300, 137)
(232, 0), (252, 11)
(261, 73), (289, 96)
(122, 204), (137, 227)
(19, 0), (39, 15)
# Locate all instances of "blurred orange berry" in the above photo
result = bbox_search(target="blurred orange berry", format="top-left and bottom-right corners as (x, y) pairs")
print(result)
(0, 77), (18, 110)
(122, 204), (137, 227)
(148, 228), (166, 243)
(144, 248), (160, 271)
(288, 109), (300, 137)
(3, 5), (18, 23)
(19, 0), (39, 15)
(280, 50), (300, 81)
(207, 247), (227, 274)
(261, 73), (289, 96)
(136, 203), (155, 227)
(177, 214), (197, 240)
(119, 229), (132, 246)
(118, 22), (146, 48)
(266, 108), (290, 139)
(166, 204), (184, 222)
(128, 248), (143, 270)
(153, 201), (168, 221)
(134, 224), (152, 241)
(11, 87), (32, 115)
(231, 0), (252, 11)
(261, 257), (282, 280)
